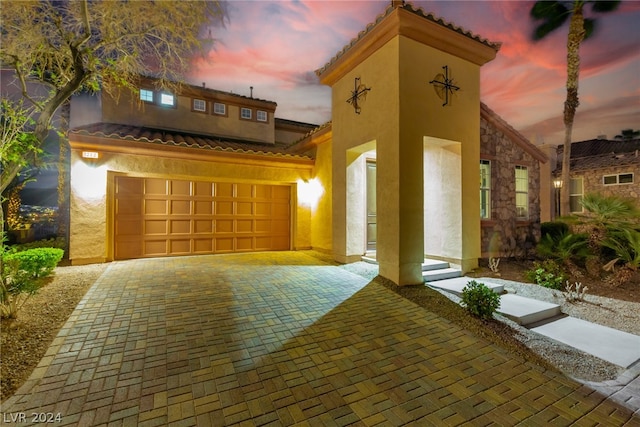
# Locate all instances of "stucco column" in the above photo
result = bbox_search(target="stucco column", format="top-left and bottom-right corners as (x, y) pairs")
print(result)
(377, 131), (425, 285)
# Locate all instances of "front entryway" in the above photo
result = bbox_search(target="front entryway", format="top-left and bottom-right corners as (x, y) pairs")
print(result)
(113, 176), (290, 259)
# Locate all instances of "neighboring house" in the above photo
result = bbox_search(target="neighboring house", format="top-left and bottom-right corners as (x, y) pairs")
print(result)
(62, 2), (546, 283)
(556, 138), (640, 213)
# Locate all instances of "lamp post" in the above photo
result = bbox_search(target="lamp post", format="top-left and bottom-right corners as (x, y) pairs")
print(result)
(553, 178), (563, 219)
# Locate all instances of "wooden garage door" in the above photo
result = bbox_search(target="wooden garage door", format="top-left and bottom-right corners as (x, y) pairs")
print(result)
(114, 176), (290, 260)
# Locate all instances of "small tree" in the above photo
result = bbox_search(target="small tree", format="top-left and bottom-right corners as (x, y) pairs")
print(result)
(1, 0), (224, 255)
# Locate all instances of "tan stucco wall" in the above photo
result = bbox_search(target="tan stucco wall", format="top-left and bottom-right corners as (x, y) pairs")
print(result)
(310, 140), (333, 252)
(102, 90), (276, 144)
(69, 146), (312, 264)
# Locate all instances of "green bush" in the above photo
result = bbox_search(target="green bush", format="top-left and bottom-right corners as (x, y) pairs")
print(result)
(3, 247), (64, 278)
(461, 280), (501, 320)
(536, 232), (589, 263)
(525, 259), (566, 290)
(541, 221), (569, 239)
(1, 247), (63, 319)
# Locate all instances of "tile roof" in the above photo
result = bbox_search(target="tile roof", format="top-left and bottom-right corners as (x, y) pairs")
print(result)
(558, 139), (640, 158)
(69, 123), (314, 160)
(316, 1), (501, 76)
(554, 139), (640, 172)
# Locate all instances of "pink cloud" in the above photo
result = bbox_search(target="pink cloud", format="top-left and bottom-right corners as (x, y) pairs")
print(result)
(188, 1), (639, 138)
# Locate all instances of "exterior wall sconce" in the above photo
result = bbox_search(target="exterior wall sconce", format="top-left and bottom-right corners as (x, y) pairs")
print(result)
(553, 178), (563, 218)
(346, 77), (371, 114)
(429, 65), (460, 106)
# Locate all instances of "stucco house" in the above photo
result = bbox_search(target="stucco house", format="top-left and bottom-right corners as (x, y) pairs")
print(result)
(66, 2), (547, 284)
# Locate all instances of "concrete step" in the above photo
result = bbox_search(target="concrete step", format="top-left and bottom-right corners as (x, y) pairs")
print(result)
(498, 294), (561, 326)
(530, 317), (640, 368)
(422, 267), (462, 282)
(421, 259), (450, 271)
(425, 276), (499, 295)
(360, 257), (451, 272)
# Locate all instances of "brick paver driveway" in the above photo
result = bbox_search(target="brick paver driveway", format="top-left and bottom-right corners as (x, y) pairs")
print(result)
(2, 252), (637, 426)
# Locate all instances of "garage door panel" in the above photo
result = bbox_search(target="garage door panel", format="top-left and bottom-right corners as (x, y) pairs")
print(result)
(273, 186), (290, 199)
(194, 201), (212, 215)
(116, 200), (141, 216)
(216, 182), (234, 197)
(194, 239), (213, 253)
(215, 220), (234, 233)
(255, 202), (271, 216)
(255, 220), (270, 233)
(272, 203), (290, 218)
(171, 180), (191, 196)
(169, 239), (191, 253)
(194, 181), (213, 197)
(216, 201), (233, 215)
(145, 220), (167, 235)
(145, 199), (167, 215)
(116, 220), (142, 236)
(170, 220), (191, 234)
(216, 238), (234, 252)
(254, 184), (271, 198)
(236, 220), (253, 233)
(236, 237), (253, 251)
(144, 178), (167, 195)
(194, 220), (213, 234)
(114, 176), (290, 260)
(145, 240), (168, 256)
(170, 200), (191, 215)
(255, 236), (272, 250)
(115, 239), (142, 259)
(117, 177), (144, 195)
(236, 202), (252, 215)
(236, 183), (252, 198)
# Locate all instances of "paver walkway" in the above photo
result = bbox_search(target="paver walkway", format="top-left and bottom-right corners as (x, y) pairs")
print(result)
(1, 252), (638, 426)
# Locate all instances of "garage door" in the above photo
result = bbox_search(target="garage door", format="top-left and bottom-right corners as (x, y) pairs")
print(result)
(114, 176), (290, 260)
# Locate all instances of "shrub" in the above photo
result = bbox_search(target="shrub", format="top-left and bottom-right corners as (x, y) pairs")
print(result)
(525, 259), (566, 290)
(1, 247), (64, 319)
(3, 247), (64, 278)
(461, 280), (501, 320)
(541, 221), (569, 239)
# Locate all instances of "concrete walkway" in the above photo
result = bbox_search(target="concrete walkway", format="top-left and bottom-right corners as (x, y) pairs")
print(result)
(2, 252), (638, 426)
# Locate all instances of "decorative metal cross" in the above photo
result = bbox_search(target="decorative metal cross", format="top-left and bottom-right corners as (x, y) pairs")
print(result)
(429, 66), (460, 107)
(346, 77), (371, 114)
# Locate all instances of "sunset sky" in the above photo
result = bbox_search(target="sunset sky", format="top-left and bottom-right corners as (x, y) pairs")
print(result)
(190, 0), (640, 146)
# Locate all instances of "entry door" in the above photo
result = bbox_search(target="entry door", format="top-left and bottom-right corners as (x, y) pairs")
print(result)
(366, 161), (377, 251)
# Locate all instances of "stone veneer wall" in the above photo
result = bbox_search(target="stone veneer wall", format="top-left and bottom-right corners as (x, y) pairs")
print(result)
(480, 118), (541, 258)
(571, 163), (640, 203)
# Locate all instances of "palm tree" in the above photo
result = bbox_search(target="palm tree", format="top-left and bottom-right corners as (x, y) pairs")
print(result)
(530, 1), (621, 216)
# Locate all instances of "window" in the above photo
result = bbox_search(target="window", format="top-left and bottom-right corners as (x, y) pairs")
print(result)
(159, 93), (175, 107)
(240, 107), (252, 120)
(515, 165), (528, 219)
(604, 173), (634, 185)
(480, 160), (491, 219)
(257, 110), (268, 122)
(140, 89), (153, 102)
(193, 99), (206, 112)
(569, 177), (584, 213)
(213, 102), (226, 115)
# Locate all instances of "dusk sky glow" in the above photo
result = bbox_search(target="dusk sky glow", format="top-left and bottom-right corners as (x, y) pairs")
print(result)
(190, 0), (640, 145)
